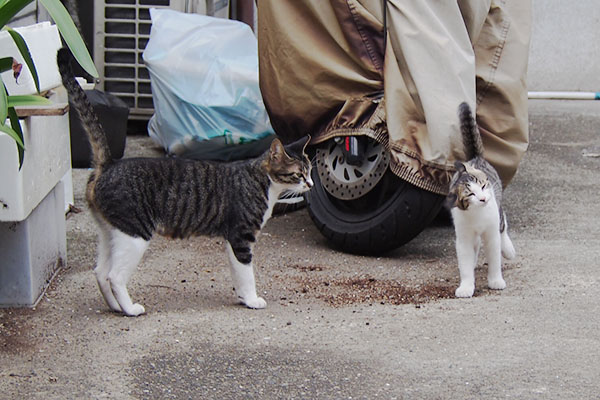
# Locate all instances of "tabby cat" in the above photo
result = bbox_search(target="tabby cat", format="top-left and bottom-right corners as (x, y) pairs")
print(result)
(57, 49), (313, 316)
(447, 102), (516, 298)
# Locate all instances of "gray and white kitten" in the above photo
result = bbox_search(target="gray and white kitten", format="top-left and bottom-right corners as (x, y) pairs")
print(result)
(447, 102), (516, 298)
(57, 49), (313, 316)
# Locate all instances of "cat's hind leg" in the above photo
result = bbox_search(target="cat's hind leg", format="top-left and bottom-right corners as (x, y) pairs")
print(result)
(226, 242), (266, 309)
(107, 229), (149, 316)
(94, 224), (122, 312)
(501, 230), (516, 260)
(500, 220), (516, 260)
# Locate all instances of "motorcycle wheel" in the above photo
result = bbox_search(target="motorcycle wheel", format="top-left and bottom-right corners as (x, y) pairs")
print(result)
(305, 139), (445, 255)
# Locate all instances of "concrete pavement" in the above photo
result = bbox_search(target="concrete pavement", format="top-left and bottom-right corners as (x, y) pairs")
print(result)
(1, 100), (599, 399)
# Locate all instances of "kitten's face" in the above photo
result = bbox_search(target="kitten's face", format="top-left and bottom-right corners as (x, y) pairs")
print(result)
(450, 162), (492, 210)
(267, 137), (313, 193)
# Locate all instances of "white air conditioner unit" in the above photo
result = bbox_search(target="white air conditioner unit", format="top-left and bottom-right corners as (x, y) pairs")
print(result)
(93, 0), (229, 119)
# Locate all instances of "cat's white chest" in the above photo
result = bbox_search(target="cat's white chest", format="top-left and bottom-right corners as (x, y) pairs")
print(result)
(261, 183), (281, 228)
(451, 197), (499, 235)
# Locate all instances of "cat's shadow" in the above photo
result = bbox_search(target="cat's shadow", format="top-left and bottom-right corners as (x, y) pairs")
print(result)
(91, 289), (249, 317)
(139, 282), (241, 314)
(387, 225), (454, 260)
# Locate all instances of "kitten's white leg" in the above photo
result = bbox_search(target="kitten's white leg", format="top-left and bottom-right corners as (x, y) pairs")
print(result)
(226, 243), (266, 309)
(94, 225), (122, 312)
(455, 234), (478, 298)
(484, 230), (506, 290)
(501, 212), (516, 259)
(501, 229), (516, 260)
(107, 230), (149, 316)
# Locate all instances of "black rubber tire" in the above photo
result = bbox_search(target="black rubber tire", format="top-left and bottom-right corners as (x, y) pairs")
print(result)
(305, 166), (445, 255)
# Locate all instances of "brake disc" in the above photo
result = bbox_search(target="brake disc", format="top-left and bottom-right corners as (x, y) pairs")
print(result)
(315, 138), (390, 200)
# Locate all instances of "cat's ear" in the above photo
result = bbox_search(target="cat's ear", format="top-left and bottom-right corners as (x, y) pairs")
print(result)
(445, 193), (458, 210)
(284, 135), (311, 159)
(300, 134), (311, 152)
(269, 138), (287, 162)
(454, 161), (466, 173)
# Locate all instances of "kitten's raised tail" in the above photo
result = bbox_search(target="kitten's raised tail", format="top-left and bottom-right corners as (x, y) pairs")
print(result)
(458, 102), (484, 160)
(57, 48), (112, 169)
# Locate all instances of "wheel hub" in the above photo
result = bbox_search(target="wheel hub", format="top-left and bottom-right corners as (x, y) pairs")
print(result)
(315, 137), (390, 200)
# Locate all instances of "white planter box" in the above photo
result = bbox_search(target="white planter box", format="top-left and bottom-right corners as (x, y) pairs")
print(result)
(0, 95), (71, 307)
(0, 103), (71, 222)
(0, 22), (62, 95)
(0, 181), (66, 307)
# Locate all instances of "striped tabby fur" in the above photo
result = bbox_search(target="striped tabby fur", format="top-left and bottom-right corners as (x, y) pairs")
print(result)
(57, 49), (313, 315)
(447, 102), (515, 298)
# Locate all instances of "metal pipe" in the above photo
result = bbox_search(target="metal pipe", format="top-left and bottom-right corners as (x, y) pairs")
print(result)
(528, 91), (600, 100)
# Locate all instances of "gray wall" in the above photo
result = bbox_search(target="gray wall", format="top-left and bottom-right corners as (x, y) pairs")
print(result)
(528, 0), (600, 91)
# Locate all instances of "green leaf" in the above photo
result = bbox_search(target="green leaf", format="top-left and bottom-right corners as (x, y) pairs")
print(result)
(0, 75), (7, 123)
(5, 27), (40, 93)
(0, 0), (33, 29)
(38, 0), (98, 78)
(7, 94), (52, 108)
(0, 57), (12, 73)
(0, 119), (24, 148)
(7, 107), (24, 169)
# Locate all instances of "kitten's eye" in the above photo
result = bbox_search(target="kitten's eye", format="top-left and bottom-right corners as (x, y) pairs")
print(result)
(282, 172), (301, 179)
(481, 183), (487, 189)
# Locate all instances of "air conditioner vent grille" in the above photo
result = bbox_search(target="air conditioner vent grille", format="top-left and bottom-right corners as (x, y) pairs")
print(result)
(95, 0), (182, 117)
(95, 1), (229, 119)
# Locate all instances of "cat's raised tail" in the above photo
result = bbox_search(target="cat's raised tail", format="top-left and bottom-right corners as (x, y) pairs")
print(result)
(57, 48), (112, 170)
(458, 102), (484, 160)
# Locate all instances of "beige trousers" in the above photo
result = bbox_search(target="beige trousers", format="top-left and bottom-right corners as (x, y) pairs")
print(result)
(257, 0), (531, 194)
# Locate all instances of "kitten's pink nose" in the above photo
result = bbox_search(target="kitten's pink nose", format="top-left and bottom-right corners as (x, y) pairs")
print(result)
(479, 196), (487, 203)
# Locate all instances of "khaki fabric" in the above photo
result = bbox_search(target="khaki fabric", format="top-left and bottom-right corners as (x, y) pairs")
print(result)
(257, 0), (531, 194)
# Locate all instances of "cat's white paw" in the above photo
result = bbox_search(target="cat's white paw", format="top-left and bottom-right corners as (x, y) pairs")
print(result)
(502, 246), (516, 260)
(501, 234), (516, 260)
(455, 284), (475, 298)
(123, 303), (146, 317)
(488, 278), (506, 290)
(243, 296), (267, 309)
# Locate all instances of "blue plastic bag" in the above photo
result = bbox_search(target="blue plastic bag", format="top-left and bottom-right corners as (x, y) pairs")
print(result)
(143, 9), (274, 160)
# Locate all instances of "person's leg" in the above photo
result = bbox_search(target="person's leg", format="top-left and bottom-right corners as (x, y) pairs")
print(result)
(257, 0), (384, 144)
(383, 1), (490, 194)
(473, 0), (532, 186)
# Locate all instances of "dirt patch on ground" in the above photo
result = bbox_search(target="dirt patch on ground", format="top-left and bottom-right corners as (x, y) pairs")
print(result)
(294, 275), (454, 307)
(288, 263), (329, 273)
(285, 264), (455, 307)
(0, 309), (36, 354)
